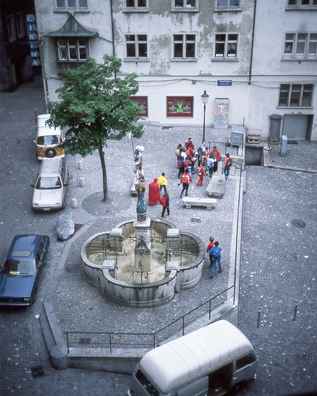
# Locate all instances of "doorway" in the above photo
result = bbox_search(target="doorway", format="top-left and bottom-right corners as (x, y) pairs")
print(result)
(214, 98), (229, 128)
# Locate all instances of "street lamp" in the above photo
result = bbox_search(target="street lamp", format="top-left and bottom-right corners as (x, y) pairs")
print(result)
(201, 90), (209, 145)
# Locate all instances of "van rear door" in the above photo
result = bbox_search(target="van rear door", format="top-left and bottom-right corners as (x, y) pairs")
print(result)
(232, 352), (256, 385)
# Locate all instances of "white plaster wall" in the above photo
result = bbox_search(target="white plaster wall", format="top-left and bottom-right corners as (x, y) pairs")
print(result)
(135, 76), (249, 126)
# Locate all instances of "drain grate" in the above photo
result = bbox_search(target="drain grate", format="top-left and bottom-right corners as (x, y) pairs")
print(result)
(31, 366), (45, 378)
(291, 219), (306, 228)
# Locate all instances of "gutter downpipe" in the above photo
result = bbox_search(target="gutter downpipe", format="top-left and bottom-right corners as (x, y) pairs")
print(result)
(110, 0), (115, 58)
(248, 0), (257, 86)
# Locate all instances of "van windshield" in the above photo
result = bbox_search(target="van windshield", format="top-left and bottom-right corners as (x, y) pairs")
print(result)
(36, 176), (62, 189)
(135, 370), (159, 396)
(37, 135), (59, 145)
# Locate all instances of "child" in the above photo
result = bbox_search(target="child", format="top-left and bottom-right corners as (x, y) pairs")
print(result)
(196, 164), (206, 186)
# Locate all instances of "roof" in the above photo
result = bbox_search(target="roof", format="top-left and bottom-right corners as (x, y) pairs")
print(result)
(139, 320), (254, 393)
(37, 114), (61, 137)
(9, 235), (40, 259)
(46, 14), (98, 38)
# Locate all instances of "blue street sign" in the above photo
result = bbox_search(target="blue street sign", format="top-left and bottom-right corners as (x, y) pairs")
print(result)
(217, 80), (232, 86)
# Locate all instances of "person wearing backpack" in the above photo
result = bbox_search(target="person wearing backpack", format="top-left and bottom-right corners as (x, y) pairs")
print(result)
(208, 241), (222, 278)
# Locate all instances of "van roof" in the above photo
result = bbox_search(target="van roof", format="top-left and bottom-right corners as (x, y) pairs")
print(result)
(39, 158), (63, 175)
(37, 114), (61, 137)
(139, 320), (254, 394)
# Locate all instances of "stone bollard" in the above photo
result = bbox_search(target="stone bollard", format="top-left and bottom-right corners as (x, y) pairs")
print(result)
(78, 176), (85, 187)
(71, 198), (78, 208)
(76, 158), (83, 170)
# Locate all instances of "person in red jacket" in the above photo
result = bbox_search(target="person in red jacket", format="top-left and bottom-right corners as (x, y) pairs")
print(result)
(211, 145), (222, 173)
(159, 192), (170, 217)
(179, 169), (192, 198)
(196, 164), (206, 186)
(148, 178), (160, 206)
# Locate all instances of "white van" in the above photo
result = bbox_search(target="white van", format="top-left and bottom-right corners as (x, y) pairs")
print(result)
(128, 320), (256, 396)
(35, 114), (65, 159)
(32, 157), (68, 211)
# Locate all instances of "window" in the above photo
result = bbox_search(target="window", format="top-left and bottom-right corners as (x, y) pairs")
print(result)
(283, 33), (317, 58)
(56, 0), (88, 9)
(216, 0), (240, 9)
(278, 84), (313, 107)
(6, 15), (16, 42)
(173, 0), (198, 8)
(236, 353), (256, 370)
(287, 0), (317, 7)
(129, 97), (148, 117)
(167, 96), (194, 117)
(126, 35), (148, 58)
(215, 33), (238, 57)
(16, 13), (25, 39)
(57, 39), (88, 61)
(126, 0), (147, 7)
(173, 34), (196, 58)
(135, 370), (159, 396)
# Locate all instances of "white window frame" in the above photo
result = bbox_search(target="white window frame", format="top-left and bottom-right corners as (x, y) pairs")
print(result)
(287, 0), (317, 8)
(215, 0), (241, 10)
(278, 83), (314, 107)
(172, 0), (199, 10)
(214, 33), (239, 58)
(125, 34), (148, 59)
(283, 32), (317, 58)
(125, 0), (148, 8)
(173, 34), (196, 59)
(57, 39), (89, 62)
(55, 0), (88, 10)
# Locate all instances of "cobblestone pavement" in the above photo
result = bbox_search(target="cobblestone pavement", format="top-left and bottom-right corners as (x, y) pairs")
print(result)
(238, 166), (317, 395)
(270, 141), (317, 170)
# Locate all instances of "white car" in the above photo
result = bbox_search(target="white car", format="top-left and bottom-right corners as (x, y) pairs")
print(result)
(32, 158), (68, 211)
(35, 114), (65, 159)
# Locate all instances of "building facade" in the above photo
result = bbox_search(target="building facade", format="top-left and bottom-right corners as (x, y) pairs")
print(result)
(34, 0), (317, 141)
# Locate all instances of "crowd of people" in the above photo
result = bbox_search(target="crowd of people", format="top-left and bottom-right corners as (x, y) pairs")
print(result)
(175, 137), (233, 188)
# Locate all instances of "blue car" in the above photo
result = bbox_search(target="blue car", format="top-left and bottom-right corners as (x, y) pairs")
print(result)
(0, 234), (49, 307)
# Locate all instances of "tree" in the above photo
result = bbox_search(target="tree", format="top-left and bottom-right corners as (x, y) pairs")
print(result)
(48, 56), (143, 201)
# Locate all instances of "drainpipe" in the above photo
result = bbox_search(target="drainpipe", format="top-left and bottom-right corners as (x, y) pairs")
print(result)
(110, 0), (115, 58)
(248, 0), (257, 85)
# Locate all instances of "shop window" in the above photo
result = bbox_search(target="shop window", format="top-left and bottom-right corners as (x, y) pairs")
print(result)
(167, 96), (194, 117)
(130, 96), (148, 117)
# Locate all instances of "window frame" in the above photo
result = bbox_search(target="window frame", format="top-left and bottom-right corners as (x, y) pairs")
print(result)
(283, 32), (317, 58)
(215, 0), (241, 11)
(171, 0), (199, 12)
(129, 96), (148, 117)
(286, 0), (317, 9)
(214, 33), (239, 58)
(173, 34), (196, 59)
(55, 0), (88, 10)
(56, 39), (89, 62)
(124, 0), (149, 12)
(125, 34), (148, 59)
(278, 83), (314, 107)
(166, 96), (194, 117)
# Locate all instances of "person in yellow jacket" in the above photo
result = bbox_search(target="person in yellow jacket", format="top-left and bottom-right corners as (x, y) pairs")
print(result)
(157, 172), (168, 194)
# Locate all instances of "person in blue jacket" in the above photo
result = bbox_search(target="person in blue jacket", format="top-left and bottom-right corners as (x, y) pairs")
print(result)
(208, 241), (222, 278)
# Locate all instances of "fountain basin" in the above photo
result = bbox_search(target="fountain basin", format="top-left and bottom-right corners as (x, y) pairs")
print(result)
(81, 219), (205, 307)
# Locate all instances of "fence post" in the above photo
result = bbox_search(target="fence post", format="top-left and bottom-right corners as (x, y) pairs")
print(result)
(66, 332), (69, 354)
(182, 317), (185, 336)
(209, 300), (212, 320)
(109, 334), (112, 353)
(153, 333), (156, 349)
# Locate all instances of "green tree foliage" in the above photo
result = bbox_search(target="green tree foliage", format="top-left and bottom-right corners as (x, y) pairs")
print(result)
(48, 56), (143, 200)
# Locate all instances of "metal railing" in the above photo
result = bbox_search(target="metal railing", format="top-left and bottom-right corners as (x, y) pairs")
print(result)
(65, 285), (234, 353)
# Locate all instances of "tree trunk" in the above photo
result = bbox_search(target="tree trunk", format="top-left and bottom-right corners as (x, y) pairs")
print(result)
(98, 144), (108, 201)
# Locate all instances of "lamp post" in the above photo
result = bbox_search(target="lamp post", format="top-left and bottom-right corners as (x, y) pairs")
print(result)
(201, 90), (209, 145)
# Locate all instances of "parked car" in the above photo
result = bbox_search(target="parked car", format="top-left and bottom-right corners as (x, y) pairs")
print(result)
(34, 113), (65, 160)
(0, 234), (50, 307)
(32, 157), (69, 211)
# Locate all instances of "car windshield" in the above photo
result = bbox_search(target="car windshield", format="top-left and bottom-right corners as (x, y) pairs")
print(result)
(37, 135), (59, 145)
(3, 259), (35, 275)
(35, 176), (61, 189)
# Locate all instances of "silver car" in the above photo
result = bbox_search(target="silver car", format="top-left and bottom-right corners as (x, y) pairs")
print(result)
(32, 157), (68, 211)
